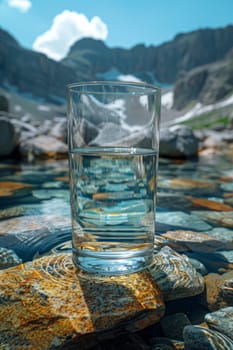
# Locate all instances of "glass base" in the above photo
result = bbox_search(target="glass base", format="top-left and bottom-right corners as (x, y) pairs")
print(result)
(72, 249), (153, 275)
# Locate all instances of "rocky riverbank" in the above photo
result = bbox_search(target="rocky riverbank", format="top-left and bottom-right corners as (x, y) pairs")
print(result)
(1, 108), (233, 161)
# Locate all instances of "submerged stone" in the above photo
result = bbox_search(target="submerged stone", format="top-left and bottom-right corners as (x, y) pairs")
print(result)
(221, 278), (233, 302)
(207, 227), (233, 248)
(188, 197), (233, 211)
(149, 337), (185, 349)
(161, 230), (226, 252)
(205, 307), (233, 341)
(0, 254), (165, 350)
(0, 215), (71, 259)
(202, 272), (233, 311)
(151, 246), (204, 301)
(192, 211), (233, 228)
(156, 212), (212, 231)
(0, 181), (33, 197)
(183, 325), (233, 350)
(160, 313), (191, 340)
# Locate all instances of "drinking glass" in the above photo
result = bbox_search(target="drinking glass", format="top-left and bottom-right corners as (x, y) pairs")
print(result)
(67, 81), (161, 275)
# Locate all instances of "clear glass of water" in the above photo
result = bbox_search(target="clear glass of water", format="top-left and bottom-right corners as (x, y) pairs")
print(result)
(67, 81), (161, 275)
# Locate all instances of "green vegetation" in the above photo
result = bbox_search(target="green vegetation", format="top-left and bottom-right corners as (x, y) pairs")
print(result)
(180, 106), (232, 130)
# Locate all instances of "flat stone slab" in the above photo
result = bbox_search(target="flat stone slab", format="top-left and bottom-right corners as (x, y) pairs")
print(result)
(0, 254), (165, 349)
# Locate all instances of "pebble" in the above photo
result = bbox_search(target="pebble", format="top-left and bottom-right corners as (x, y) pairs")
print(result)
(201, 271), (233, 311)
(221, 278), (233, 302)
(160, 313), (191, 340)
(205, 307), (233, 341)
(151, 246), (204, 301)
(183, 325), (233, 349)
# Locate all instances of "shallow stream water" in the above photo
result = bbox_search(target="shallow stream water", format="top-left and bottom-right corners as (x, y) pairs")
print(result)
(0, 147), (233, 348)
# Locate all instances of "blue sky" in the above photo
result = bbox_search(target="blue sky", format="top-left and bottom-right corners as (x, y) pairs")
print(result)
(0, 0), (233, 60)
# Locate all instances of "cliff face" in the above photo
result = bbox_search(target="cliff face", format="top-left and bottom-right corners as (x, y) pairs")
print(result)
(64, 25), (233, 84)
(0, 28), (79, 103)
(173, 49), (233, 110)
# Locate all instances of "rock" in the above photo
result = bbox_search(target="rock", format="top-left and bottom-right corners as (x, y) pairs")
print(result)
(192, 211), (233, 228)
(161, 313), (192, 340)
(205, 307), (233, 340)
(0, 247), (22, 269)
(78, 118), (99, 145)
(0, 116), (19, 157)
(161, 230), (226, 253)
(183, 325), (233, 350)
(0, 254), (165, 349)
(49, 118), (67, 142)
(188, 258), (208, 276)
(156, 212), (212, 231)
(149, 337), (185, 349)
(221, 182), (233, 192)
(159, 177), (216, 197)
(0, 181), (33, 197)
(89, 122), (129, 146)
(188, 197), (233, 211)
(151, 246), (204, 301)
(201, 272), (233, 311)
(207, 227), (233, 248)
(167, 178), (216, 190)
(91, 332), (151, 350)
(213, 250), (233, 264)
(20, 135), (68, 159)
(157, 193), (192, 211)
(159, 125), (199, 158)
(0, 95), (9, 112)
(0, 214), (71, 260)
(221, 278), (233, 302)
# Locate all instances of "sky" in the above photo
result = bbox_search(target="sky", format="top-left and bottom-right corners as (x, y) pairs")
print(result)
(0, 0), (233, 61)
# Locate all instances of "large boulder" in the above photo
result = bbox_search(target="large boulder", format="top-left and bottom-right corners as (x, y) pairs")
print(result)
(0, 116), (19, 157)
(0, 95), (9, 112)
(159, 125), (199, 158)
(20, 135), (68, 159)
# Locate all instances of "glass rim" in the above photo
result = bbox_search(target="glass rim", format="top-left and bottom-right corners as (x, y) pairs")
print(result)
(66, 80), (161, 95)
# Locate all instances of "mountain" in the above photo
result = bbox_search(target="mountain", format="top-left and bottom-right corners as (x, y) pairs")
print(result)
(0, 28), (79, 104)
(173, 49), (233, 110)
(0, 25), (233, 114)
(63, 25), (233, 84)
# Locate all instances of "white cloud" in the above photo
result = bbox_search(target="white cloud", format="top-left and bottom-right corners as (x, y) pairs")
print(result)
(33, 10), (108, 61)
(8, 0), (31, 12)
